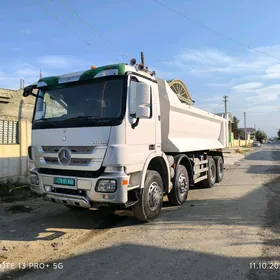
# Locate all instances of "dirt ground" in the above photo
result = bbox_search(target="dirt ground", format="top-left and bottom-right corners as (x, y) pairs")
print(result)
(0, 144), (279, 280)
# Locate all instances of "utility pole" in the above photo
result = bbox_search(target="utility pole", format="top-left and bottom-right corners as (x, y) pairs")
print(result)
(40, 69), (42, 79)
(244, 112), (247, 146)
(223, 95), (228, 117)
(223, 95), (230, 144)
(254, 124), (256, 140)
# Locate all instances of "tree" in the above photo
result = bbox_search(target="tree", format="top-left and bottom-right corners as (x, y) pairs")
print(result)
(278, 129), (280, 139)
(235, 129), (245, 139)
(255, 130), (267, 143)
(232, 116), (239, 136)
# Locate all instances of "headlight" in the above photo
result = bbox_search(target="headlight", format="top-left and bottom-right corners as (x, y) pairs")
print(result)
(30, 173), (39, 185)
(95, 180), (117, 193)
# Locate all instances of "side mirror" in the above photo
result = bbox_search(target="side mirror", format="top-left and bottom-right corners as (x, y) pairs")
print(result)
(23, 84), (37, 97)
(135, 82), (151, 119)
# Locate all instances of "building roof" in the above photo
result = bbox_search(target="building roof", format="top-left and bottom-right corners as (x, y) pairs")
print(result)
(239, 128), (255, 134)
(214, 112), (233, 122)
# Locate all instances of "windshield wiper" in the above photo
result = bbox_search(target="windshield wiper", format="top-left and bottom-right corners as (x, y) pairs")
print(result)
(33, 118), (59, 128)
(64, 116), (98, 121)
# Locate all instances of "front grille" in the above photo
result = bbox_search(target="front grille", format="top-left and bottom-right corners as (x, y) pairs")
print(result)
(36, 145), (106, 169)
(44, 157), (91, 166)
(38, 167), (105, 178)
(41, 146), (94, 154)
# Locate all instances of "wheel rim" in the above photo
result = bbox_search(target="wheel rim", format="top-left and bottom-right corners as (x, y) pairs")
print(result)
(148, 182), (162, 211)
(178, 173), (188, 196)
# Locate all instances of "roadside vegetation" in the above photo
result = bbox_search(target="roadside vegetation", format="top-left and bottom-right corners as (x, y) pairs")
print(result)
(0, 182), (37, 203)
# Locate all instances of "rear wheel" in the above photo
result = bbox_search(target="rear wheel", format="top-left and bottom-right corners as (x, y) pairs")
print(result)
(214, 156), (224, 183)
(132, 171), (164, 222)
(168, 165), (189, 206)
(201, 157), (216, 188)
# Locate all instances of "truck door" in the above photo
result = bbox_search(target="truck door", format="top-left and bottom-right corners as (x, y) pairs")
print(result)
(125, 75), (157, 165)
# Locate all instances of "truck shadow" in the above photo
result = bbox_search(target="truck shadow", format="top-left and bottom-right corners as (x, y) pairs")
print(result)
(0, 175), (279, 243)
(1, 243), (278, 280)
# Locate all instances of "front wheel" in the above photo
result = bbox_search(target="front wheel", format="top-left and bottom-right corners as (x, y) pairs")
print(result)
(132, 171), (164, 222)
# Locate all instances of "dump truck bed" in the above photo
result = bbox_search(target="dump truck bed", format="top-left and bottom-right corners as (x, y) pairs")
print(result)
(157, 78), (228, 153)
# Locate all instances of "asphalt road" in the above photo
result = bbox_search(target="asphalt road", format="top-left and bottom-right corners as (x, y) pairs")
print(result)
(1, 144), (280, 280)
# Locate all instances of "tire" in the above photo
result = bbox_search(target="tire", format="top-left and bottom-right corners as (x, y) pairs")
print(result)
(168, 165), (189, 206)
(132, 170), (164, 222)
(214, 156), (224, 183)
(201, 157), (216, 188)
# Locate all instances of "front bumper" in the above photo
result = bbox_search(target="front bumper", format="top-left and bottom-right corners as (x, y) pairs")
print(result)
(29, 168), (129, 206)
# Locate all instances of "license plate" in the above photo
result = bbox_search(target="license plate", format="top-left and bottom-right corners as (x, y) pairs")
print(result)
(54, 177), (76, 186)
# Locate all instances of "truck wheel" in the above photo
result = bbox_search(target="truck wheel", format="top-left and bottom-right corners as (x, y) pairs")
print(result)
(132, 170), (164, 222)
(168, 165), (189, 206)
(201, 157), (216, 188)
(214, 156), (224, 183)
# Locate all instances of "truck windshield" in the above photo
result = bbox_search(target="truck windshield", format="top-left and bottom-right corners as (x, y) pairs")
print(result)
(33, 77), (125, 129)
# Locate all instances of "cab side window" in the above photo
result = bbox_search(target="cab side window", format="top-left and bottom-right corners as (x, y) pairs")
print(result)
(129, 77), (138, 118)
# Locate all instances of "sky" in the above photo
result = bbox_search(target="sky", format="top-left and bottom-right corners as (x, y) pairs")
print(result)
(1, 0), (280, 137)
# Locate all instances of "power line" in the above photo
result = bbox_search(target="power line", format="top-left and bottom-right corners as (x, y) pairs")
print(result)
(209, 102), (224, 113)
(40, 1), (93, 48)
(154, 0), (280, 62)
(56, 0), (128, 60)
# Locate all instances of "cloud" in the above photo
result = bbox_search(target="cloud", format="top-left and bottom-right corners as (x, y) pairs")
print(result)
(0, 55), (101, 89)
(245, 105), (280, 113)
(159, 45), (280, 136)
(201, 96), (223, 102)
(22, 28), (33, 35)
(232, 82), (263, 92)
(162, 45), (280, 76)
(208, 78), (236, 87)
(36, 55), (87, 69)
(0, 63), (42, 90)
(245, 93), (278, 105)
(263, 64), (280, 79)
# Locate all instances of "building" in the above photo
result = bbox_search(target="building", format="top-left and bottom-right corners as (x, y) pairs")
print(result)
(0, 88), (35, 183)
(214, 112), (233, 144)
(239, 128), (255, 140)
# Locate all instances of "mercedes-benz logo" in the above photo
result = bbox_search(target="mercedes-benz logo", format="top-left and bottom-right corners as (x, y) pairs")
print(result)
(57, 147), (71, 166)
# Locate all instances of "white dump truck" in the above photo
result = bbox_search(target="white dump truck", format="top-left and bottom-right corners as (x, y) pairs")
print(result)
(23, 53), (228, 222)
